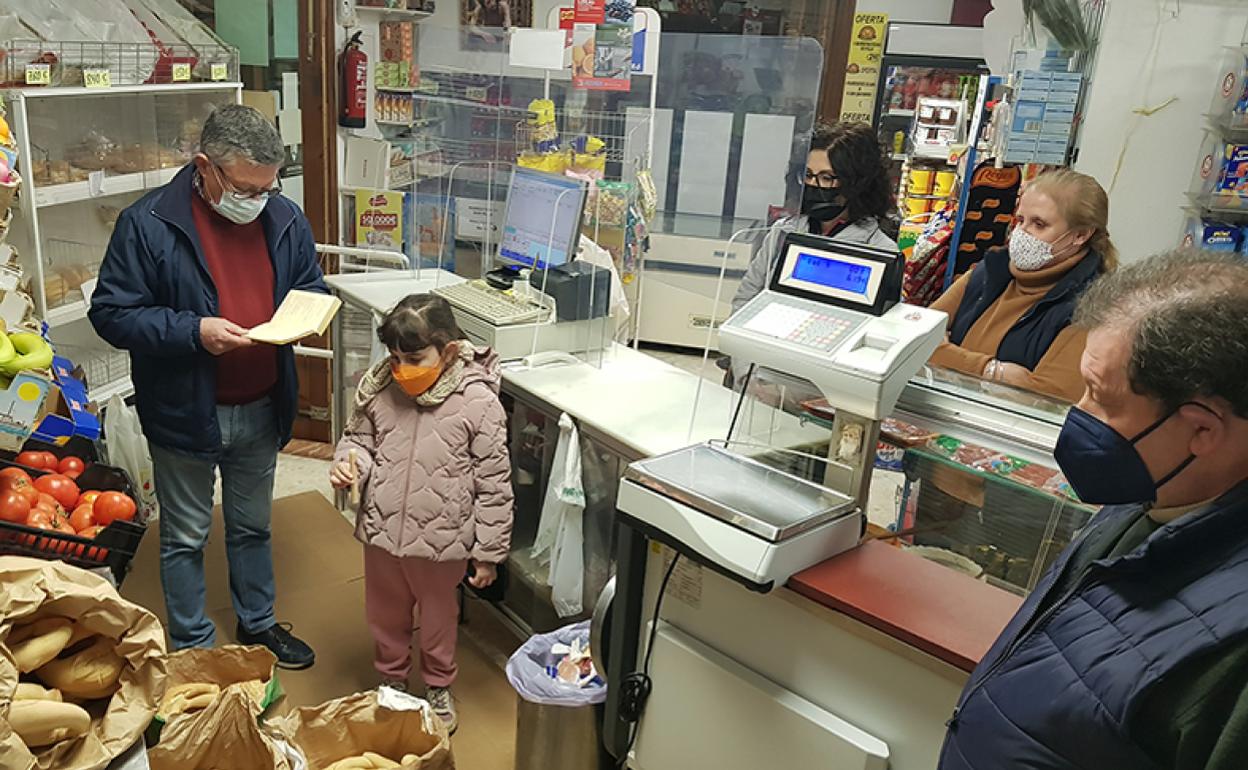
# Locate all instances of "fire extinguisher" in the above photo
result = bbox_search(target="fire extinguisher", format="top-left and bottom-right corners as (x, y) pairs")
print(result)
(339, 31), (367, 129)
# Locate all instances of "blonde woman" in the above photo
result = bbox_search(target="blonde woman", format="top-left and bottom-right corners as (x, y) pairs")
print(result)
(928, 169), (1118, 402)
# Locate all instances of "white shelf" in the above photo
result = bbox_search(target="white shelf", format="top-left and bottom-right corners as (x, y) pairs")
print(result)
(13, 82), (244, 99)
(45, 302), (90, 327)
(886, 109), (915, 118)
(32, 166), (182, 209)
(356, 5), (433, 19)
(91, 376), (134, 405)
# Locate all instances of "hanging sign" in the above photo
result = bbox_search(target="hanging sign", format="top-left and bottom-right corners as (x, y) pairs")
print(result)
(838, 13), (889, 124)
(84, 68), (112, 89)
(24, 64), (51, 86)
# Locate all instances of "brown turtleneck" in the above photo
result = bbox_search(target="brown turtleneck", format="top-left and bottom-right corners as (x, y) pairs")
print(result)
(927, 251), (1090, 403)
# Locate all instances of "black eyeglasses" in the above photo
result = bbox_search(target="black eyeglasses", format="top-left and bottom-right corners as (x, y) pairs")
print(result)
(804, 170), (838, 188)
(213, 163), (282, 201)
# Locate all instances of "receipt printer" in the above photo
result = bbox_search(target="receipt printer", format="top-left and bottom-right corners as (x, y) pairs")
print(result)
(529, 263), (611, 321)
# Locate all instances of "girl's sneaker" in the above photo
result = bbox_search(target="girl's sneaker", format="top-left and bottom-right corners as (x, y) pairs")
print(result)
(427, 686), (458, 733)
(380, 679), (409, 693)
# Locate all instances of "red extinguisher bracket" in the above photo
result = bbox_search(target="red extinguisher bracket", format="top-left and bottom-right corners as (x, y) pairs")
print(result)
(339, 30), (367, 129)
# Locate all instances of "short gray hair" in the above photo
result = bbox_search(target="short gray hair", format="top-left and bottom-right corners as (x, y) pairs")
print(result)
(1074, 249), (1248, 417)
(199, 104), (285, 166)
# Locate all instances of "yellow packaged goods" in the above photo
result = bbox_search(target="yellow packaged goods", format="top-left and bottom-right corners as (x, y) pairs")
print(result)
(0, 556), (166, 770)
(279, 690), (454, 770)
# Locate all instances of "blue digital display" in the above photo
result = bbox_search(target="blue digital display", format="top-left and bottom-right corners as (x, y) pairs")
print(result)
(791, 251), (872, 294)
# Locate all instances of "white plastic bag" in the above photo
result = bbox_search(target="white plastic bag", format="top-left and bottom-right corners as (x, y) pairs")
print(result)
(531, 413), (585, 617)
(103, 395), (157, 520)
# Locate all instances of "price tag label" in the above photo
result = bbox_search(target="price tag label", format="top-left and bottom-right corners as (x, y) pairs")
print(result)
(83, 68), (111, 89)
(465, 86), (488, 102)
(416, 80), (439, 95)
(210, 62), (228, 82)
(172, 62), (191, 82)
(24, 63), (51, 86)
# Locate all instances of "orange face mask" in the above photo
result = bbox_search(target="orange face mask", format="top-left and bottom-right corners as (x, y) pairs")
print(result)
(391, 361), (443, 397)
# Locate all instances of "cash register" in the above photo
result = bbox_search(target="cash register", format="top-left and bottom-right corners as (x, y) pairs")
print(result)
(433, 167), (612, 360)
(617, 233), (947, 590)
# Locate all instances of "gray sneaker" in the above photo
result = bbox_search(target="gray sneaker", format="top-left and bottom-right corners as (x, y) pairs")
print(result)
(427, 686), (457, 733)
(380, 679), (409, 693)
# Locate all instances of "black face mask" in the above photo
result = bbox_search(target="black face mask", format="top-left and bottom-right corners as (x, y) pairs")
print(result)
(801, 184), (846, 222)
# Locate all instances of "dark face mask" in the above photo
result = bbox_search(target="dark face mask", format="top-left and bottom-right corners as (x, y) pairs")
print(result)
(1053, 403), (1213, 505)
(801, 184), (846, 222)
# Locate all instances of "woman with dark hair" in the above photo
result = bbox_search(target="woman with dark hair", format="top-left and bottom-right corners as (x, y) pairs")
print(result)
(732, 121), (898, 315)
(726, 122), (898, 387)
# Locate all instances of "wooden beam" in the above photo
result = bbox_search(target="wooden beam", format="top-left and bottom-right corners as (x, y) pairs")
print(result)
(819, 0), (857, 123)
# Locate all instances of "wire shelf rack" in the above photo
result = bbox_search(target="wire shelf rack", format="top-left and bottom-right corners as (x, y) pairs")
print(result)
(1, 39), (239, 88)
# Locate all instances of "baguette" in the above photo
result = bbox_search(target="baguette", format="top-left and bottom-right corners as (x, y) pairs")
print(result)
(7, 700), (91, 747)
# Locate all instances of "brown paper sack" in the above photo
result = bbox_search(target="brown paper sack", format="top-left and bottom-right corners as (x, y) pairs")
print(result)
(0, 556), (166, 770)
(148, 686), (291, 770)
(280, 690), (455, 770)
(161, 645), (281, 717)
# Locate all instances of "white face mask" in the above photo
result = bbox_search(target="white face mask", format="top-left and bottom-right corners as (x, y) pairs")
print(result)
(1009, 226), (1062, 271)
(211, 189), (268, 225)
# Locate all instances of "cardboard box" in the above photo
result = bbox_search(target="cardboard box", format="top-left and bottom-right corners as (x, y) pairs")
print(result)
(0, 354), (101, 451)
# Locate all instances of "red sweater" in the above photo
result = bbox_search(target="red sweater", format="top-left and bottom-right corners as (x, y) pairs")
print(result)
(190, 192), (277, 405)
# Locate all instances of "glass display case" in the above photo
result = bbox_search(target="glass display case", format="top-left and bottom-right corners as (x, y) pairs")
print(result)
(4, 83), (240, 401)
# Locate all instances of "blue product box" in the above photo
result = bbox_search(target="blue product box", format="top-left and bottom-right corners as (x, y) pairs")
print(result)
(1190, 220), (1242, 251)
(1046, 89), (1080, 105)
(1012, 101), (1047, 133)
(1216, 144), (1248, 194)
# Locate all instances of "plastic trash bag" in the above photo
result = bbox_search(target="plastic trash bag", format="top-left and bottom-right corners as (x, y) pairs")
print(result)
(506, 621), (607, 707)
(102, 394), (157, 520)
(531, 413), (585, 618)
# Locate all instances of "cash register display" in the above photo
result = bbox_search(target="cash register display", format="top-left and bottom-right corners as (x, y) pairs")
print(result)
(776, 241), (885, 308)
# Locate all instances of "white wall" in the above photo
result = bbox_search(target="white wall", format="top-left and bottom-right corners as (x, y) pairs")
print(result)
(858, 0), (954, 24)
(1074, 1), (1248, 263)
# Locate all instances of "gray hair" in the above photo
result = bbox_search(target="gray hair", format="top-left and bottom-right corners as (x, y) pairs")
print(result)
(199, 104), (285, 166)
(1074, 248), (1248, 417)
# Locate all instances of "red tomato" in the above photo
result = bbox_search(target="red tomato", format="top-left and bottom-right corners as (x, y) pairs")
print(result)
(25, 508), (53, 527)
(77, 490), (102, 508)
(1, 472), (39, 506)
(33, 474), (79, 511)
(39, 452), (57, 469)
(0, 467), (32, 484)
(93, 492), (137, 525)
(0, 490), (30, 523)
(34, 493), (64, 517)
(69, 505), (96, 532)
(77, 525), (108, 560)
(57, 456), (86, 478)
(15, 451), (49, 469)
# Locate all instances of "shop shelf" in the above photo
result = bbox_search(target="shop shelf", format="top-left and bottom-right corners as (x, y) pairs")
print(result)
(886, 109), (916, 118)
(1189, 192), (1248, 218)
(45, 301), (90, 327)
(356, 5), (434, 20)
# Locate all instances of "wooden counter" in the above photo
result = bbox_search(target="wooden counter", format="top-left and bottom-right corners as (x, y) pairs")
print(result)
(790, 539), (1023, 672)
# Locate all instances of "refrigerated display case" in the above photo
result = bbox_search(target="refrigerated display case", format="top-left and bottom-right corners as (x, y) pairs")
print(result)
(873, 24), (986, 170)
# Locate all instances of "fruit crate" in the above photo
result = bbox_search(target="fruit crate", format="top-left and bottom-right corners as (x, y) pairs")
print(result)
(0, 454), (145, 586)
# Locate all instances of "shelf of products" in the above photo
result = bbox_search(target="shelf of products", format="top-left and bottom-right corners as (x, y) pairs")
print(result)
(1184, 47), (1248, 253)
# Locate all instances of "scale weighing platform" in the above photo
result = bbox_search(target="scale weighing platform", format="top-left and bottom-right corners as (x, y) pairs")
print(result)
(617, 233), (947, 589)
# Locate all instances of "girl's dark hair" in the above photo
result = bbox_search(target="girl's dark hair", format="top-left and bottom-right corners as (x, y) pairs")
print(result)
(809, 121), (898, 239)
(377, 294), (464, 353)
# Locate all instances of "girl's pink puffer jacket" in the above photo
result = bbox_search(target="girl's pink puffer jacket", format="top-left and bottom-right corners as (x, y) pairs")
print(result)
(335, 348), (513, 563)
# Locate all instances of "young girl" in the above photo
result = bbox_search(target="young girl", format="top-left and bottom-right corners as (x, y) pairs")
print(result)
(330, 294), (513, 733)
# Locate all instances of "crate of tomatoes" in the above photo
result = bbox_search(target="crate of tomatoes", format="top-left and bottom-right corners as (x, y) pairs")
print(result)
(0, 444), (144, 586)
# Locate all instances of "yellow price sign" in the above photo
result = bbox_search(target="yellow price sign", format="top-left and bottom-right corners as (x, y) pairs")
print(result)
(24, 63), (51, 86)
(210, 62), (228, 82)
(83, 68), (111, 89)
(172, 62), (191, 82)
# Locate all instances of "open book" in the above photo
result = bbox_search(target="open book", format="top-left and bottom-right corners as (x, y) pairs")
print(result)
(247, 290), (343, 345)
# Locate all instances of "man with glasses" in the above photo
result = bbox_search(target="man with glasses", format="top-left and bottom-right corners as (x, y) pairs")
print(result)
(90, 105), (324, 668)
